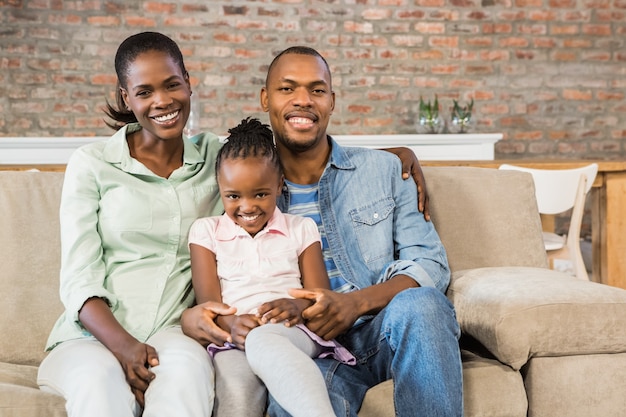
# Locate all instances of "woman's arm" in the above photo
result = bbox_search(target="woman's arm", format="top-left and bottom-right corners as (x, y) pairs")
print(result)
(78, 297), (157, 407)
(380, 146), (430, 221)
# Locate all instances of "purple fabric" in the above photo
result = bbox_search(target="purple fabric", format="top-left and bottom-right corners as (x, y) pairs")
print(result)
(208, 324), (356, 365)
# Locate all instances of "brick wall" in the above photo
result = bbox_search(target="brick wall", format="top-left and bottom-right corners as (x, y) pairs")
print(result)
(1, 0), (625, 159)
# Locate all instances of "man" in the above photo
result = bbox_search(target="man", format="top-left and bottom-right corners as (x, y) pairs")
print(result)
(263, 46), (462, 417)
(182, 47), (462, 417)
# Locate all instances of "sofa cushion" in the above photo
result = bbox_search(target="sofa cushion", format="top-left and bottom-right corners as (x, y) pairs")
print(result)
(358, 350), (528, 417)
(449, 266), (626, 370)
(423, 166), (548, 272)
(0, 363), (66, 417)
(0, 171), (65, 365)
(524, 353), (626, 417)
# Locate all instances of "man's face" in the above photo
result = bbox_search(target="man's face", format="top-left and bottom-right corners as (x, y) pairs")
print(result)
(261, 53), (335, 153)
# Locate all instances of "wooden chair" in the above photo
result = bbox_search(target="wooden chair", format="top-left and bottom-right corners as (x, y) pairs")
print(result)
(499, 163), (598, 280)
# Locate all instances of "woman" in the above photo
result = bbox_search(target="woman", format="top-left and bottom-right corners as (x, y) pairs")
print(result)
(37, 31), (233, 417)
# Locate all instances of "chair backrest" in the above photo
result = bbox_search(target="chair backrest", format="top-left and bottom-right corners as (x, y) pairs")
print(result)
(498, 164), (598, 215)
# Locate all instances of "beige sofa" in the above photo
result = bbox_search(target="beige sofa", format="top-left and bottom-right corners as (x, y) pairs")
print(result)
(2, 167), (626, 417)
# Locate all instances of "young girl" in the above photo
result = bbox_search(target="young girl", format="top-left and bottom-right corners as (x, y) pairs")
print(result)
(188, 117), (354, 417)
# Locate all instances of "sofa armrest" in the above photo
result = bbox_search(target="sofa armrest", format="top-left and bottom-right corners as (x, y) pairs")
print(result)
(447, 267), (626, 370)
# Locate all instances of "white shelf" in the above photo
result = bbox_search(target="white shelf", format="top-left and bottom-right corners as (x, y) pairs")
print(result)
(333, 133), (502, 161)
(0, 133), (502, 164)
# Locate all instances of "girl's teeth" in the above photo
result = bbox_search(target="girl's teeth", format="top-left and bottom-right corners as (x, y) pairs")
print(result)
(241, 215), (259, 221)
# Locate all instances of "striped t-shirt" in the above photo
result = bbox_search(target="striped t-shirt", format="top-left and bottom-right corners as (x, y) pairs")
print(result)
(284, 180), (354, 294)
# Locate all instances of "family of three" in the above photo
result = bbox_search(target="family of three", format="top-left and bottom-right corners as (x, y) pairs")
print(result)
(36, 31), (463, 417)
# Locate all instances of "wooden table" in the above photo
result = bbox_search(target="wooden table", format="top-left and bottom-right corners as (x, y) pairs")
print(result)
(422, 159), (626, 290)
(3, 160), (626, 289)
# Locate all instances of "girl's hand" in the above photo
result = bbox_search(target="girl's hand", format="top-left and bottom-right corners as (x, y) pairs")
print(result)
(256, 297), (311, 327)
(230, 314), (262, 350)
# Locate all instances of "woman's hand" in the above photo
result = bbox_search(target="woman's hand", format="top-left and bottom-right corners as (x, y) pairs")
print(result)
(110, 338), (159, 408)
(180, 301), (237, 347)
(381, 147), (430, 221)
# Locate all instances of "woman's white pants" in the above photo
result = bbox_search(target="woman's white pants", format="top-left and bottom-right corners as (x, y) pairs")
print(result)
(37, 326), (214, 417)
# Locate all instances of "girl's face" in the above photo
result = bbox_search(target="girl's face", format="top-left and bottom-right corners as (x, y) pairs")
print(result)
(218, 156), (283, 237)
(120, 50), (191, 142)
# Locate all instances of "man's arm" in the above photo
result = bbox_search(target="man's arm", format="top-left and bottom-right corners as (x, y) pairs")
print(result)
(289, 275), (418, 340)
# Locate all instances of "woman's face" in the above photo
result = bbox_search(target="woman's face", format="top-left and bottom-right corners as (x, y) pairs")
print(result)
(120, 50), (191, 142)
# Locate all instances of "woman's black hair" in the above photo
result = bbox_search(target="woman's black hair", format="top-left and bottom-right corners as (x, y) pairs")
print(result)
(103, 31), (188, 130)
(216, 117), (282, 178)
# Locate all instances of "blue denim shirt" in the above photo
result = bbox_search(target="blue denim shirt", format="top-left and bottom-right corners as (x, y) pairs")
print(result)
(277, 137), (450, 294)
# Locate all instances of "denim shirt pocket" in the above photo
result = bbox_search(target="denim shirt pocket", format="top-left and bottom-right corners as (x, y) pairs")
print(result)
(349, 197), (395, 270)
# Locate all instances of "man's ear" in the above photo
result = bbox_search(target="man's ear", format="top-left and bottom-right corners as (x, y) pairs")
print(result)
(260, 87), (269, 112)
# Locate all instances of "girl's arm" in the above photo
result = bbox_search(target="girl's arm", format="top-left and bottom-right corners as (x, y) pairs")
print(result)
(189, 243), (245, 346)
(256, 241), (330, 326)
(299, 241), (331, 290)
(190, 243), (222, 304)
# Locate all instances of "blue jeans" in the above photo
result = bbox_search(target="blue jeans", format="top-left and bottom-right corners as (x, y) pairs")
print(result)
(267, 287), (463, 417)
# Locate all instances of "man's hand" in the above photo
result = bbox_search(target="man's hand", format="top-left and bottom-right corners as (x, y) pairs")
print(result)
(256, 297), (311, 327)
(111, 339), (159, 408)
(180, 301), (236, 347)
(288, 288), (360, 340)
(382, 147), (430, 221)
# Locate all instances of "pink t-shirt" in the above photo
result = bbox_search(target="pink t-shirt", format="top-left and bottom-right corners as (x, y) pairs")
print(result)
(188, 207), (321, 315)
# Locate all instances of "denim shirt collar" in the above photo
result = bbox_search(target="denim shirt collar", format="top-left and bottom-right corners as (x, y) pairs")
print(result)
(327, 135), (356, 172)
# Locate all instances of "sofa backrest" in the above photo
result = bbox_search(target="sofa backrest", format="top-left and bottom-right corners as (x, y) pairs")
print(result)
(423, 166), (548, 272)
(0, 167), (547, 366)
(0, 171), (65, 366)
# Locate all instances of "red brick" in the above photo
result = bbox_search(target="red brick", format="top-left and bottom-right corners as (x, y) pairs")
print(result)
(549, 0), (577, 7)
(499, 37), (529, 47)
(428, 36), (458, 48)
(347, 104), (373, 114)
(86, 16), (119, 26)
(363, 117), (394, 128)
(414, 22), (445, 34)
(563, 89), (593, 100)
(582, 24), (612, 35)
(144, 2), (177, 14)
(551, 24), (579, 35)
(363, 9), (392, 20)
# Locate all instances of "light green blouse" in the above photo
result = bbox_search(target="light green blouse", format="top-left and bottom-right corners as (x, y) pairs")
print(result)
(45, 124), (223, 350)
